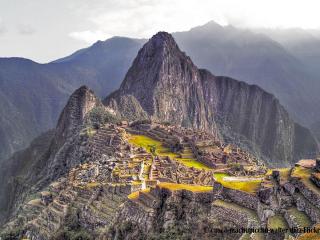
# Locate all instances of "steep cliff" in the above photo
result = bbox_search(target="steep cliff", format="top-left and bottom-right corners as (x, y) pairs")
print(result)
(105, 32), (318, 166)
(200, 72), (317, 165)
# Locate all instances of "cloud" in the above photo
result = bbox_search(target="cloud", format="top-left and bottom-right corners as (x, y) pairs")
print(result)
(68, 0), (228, 43)
(0, 18), (6, 35)
(68, 0), (320, 44)
(18, 24), (36, 35)
(69, 30), (109, 43)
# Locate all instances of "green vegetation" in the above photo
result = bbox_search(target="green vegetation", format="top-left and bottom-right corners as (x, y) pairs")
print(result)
(53, 207), (93, 240)
(291, 166), (320, 195)
(0, 227), (23, 240)
(88, 106), (119, 128)
(214, 173), (261, 193)
(219, 179), (261, 193)
(86, 182), (101, 188)
(213, 173), (228, 182)
(291, 166), (312, 179)
(128, 188), (151, 200)
(128, 134), (210, 170)
(287, 207), (312, 228)
(158, 182), (212, 192)
(149, 144), (156, 156)
(267, 214), (288, 229)
(149, 225), (193, 240)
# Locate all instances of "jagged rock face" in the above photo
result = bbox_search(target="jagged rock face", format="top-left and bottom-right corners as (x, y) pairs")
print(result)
(200, 72), (305, 166)
(105, 32), (318, 166)
(202, 72), (319, 166)
(105, 32), (213, 132)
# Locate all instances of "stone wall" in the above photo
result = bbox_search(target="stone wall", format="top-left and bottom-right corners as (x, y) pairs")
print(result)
(293, 179), (320, 208)
(222, 188), (259, 210)
(293, 193), (320, 222)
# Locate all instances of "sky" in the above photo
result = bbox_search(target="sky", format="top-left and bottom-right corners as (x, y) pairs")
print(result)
(1, 0), (320, 63)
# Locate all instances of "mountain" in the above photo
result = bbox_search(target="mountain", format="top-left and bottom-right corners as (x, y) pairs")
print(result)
(0, 86), (103, 224)
(105, 32), (318, 166)
(0, 37), (143, 161)
(2, 20), (320, 163)
(0, 33), (319, 239)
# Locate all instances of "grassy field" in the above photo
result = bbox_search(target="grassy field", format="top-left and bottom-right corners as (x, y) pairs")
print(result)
(158, 182), (213, 192)
(291, 166), (312, 179)
(128, 134), (210, 170)
(214, 172), (261, 193)
(267, 214), (288, 229)
(291, 166), (320, 196)
(287, 207), (312, 228)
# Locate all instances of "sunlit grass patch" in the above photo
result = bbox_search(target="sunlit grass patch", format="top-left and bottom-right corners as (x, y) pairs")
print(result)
(267, 214), (288, 229)
(266, 168), (290, 177)
(86, 182), (100, 188)
(175, 157), (211, 169)
(128, 135), (162, 153)
(213, 172), (229, 181)
(287, 207), (312, 228)
(128, 188), (150, 200)
(291, 166), (312, 179)
(214, 173), (261, 193)
(220, 180), (261, 193)
(157, 182), (213, 192)
(128, 134), (210, 170)
(291, 166), (320, 196)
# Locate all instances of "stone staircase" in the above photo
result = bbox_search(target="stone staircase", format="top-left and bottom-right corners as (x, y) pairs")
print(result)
(180, 141), (195, 159)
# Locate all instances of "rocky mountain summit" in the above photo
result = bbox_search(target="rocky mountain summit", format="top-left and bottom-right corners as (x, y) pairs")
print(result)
(105, 32), (318, 166)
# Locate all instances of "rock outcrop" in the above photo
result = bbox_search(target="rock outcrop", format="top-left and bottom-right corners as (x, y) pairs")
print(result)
(105, 32), (318, 166)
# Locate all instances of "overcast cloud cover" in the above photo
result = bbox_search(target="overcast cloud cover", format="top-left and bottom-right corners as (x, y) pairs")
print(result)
(1, 0), (320, 63)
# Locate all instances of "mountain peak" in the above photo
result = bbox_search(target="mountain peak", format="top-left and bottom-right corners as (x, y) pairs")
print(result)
(137, 31), (180, 59)
(55, 86), (101, 141)
(149, 31), (176, 45)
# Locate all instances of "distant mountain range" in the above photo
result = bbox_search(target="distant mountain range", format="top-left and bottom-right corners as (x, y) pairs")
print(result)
(1, 21), (320, 161)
